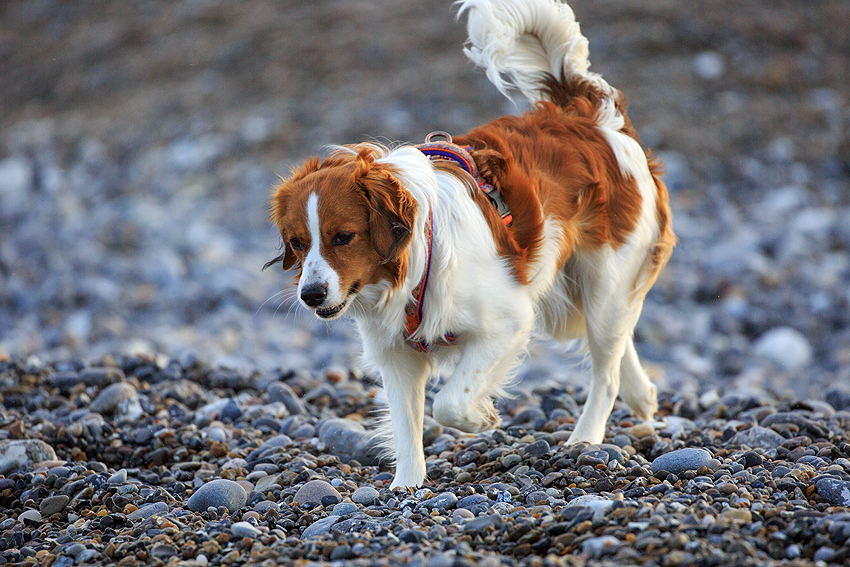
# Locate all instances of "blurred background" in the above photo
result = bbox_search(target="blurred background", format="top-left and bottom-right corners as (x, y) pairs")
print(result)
(1, 0), (848, 399)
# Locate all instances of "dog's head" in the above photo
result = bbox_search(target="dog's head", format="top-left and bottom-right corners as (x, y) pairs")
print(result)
(266, 145), (418, 319)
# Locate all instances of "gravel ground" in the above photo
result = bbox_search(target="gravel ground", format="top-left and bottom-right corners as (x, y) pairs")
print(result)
(1, 357), (850, 567)
(2, 0), (850, 565)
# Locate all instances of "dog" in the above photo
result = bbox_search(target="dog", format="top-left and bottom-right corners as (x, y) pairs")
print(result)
(266, 0), (674, 489)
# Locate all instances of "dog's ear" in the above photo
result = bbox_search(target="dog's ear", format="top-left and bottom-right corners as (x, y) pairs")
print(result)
(353, 148), (417, 262)
(267, 179), (304, 271)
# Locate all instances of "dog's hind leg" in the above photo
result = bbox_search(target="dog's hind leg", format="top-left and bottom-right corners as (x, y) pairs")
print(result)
(618, 336), (657, 421)
(566, 253), (648, 445)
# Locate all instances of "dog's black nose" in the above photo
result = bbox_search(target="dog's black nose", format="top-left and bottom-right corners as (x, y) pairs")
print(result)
(300, 283), (328, 307)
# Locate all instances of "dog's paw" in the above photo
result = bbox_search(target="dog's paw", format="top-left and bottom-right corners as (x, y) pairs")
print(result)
(433, 394), (501, 433)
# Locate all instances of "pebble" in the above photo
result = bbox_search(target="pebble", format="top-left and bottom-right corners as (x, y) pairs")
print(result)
(815, 478), (850, 507)
(0, 439), (57, 471)
(301, 515), (341, 539)
(731, 426), (786, 450)
(231, 521), (262, 538)
(39, 495), (70, 517)
(651, 448), (713, 474)
(293, 479), (341, 507)
(18, 509), (42, 523)
(423, 492), (458, 511)
(187, 479), (247, 513)
(127, 502), (169, 521)
(351, 486), (380, 505)
(317, 418), (380, 466)
(752, 327), (813, 369)
(331, 502), (358, 517)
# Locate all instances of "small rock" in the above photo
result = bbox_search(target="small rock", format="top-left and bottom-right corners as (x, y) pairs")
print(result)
(150, 544), (178, 560)
(107, 469), (128, 485)
(351, 486), (379, 505)
(293, 480), (341, 507)
(582, 535), (621, 557)
(463, 514), (503, 532)
(423, 492), (458, 511)
(731, 426), (786, 450)
(0, 439), (57, 471)
(90, 382), (137, 414)
(318, 418), (380, 466)
(231, 521), (262, 538)
(525, 439), (551, 457)
(331, 502), (358, 517)
(565, 495), (613, 520)
(815, 478), (850, 507)
(19, 509), (42, 523)
(267, 381), (306, 415)
(127, 502), (169, 521)
(651, 448), (713, 475)
(300, 515), (340, 539)
(187, 479), (247, 513)
(39, 495), (70, 517)
(753, 327), (812, 370)
(627, 423), (655, 439)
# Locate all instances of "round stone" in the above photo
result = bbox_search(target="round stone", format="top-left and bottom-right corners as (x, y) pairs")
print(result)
(187, 479), (247, 513)
(231, 521), (262, 538)
(331, 502), (358, 517)
(293, 480), (342, 508)
(651, 448), (713, 475)
(19, 509), (42, 523)
(351, 486), (380, 505)
(0, 439), (57, 470)
(39, 495), (70, 517)
(815, 478), (850, 507)
(423, 492), (458, 511)
(89, 382), (137, 414)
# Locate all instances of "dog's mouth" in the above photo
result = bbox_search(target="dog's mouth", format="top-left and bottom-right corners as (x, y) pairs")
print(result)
(313, 281), (361, 320)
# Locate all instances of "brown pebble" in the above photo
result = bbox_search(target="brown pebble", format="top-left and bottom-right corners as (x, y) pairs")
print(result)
(627, 423), (655, 439)
(123, 503), (138, 514)
(210, 441), (228, 457)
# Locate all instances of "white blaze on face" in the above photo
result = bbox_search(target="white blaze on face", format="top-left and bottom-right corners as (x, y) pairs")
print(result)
(299, 192), (343, 307)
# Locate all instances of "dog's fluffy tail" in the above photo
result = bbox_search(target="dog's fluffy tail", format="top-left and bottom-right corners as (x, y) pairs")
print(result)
(457, 0), (616, 106)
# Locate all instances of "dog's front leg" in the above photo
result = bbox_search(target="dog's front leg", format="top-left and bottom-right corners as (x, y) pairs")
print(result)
(432, 305), (534, 433)
(380, 353), (431, 489)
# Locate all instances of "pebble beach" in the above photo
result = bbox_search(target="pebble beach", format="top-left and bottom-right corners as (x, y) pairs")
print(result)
(1, 0), (850, 565)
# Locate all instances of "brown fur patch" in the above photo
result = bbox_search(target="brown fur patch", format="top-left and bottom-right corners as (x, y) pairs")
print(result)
(268, 147), (416, 291)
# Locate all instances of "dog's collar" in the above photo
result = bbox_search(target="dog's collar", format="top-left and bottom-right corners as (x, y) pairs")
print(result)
(417, 131), (513, 226)
(404, 201), (457, 353)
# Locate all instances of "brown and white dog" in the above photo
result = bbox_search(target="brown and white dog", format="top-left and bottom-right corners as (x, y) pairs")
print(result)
(267, 0), (674, 488)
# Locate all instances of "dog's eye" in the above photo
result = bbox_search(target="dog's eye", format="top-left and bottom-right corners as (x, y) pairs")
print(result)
(289, 238), (304, 251)
(332, 232), (354, 246)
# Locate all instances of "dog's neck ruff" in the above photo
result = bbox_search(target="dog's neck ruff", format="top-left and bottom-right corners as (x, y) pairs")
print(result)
(417, 131), (513, 226)
(404, 202), (457, 352)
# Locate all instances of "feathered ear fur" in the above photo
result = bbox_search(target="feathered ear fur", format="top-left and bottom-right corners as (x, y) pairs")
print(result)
(353, 148), (418, 262)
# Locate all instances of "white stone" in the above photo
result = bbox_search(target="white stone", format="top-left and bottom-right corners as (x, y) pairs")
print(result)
(753, 327), (813, 370)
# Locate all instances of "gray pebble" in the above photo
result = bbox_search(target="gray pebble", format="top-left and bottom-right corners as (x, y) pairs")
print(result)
(318, 418), (380, 466)
(300, 515), (340, 539)
(525, 439), (551, 457)
(582, 535), (622, 558)
(127, 502), (169, 521)
(19, 509), (42, 523)
(351, 486), (380, 505)
(231, 521), (262, 538)
(39, 495), (70, 517)
(267, 381), (306, 415)
(0, 439), (57, 471)
(422, 492), (458, 511)
(815, 478), (850, 507)
(107, 468), (128, 485)
(89, 382), (137, 414)
(187, 479), (247, 513)
(651, 448), (713, 474)
(731, 426), (786, 450)
(293, 479), (341, 507)
(331, 502), (358, 516)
